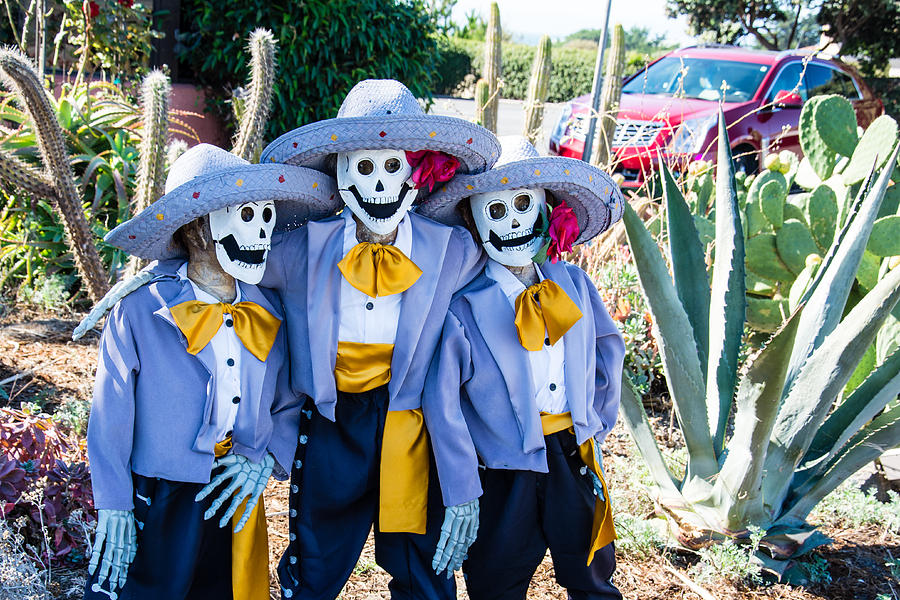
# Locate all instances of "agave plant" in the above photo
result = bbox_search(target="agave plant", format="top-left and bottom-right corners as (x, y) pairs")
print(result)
(620, 110), (900, 577)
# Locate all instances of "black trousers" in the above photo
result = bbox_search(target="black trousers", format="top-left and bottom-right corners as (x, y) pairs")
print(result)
(463, 430), (621, 600)
(278, 388), (454, 600)
(84, 474), (232, 600)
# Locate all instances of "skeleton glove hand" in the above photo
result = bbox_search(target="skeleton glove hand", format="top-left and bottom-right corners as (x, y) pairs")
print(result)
(432, 499), (479, 578)
(88, 509), (137, 591)
(195, 453), (275, 532)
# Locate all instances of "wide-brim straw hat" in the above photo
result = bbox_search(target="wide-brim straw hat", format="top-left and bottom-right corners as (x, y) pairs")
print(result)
(417, 136), (624, 244)
(259, 79), (501, 176)
(106, 143), (341, 260)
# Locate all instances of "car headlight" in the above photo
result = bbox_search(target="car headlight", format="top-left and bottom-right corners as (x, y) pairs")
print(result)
(668, 113), (717, 154)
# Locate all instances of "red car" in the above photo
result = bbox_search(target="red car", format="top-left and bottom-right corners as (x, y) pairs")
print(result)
(548, 45), (883, 189)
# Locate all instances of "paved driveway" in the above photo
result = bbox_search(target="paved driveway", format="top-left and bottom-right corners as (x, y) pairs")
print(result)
(428, 96), (565, 154)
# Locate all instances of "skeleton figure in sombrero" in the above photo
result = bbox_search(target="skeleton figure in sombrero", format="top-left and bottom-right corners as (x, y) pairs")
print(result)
(81, 143), (340, 600)
(419, 136), (626, 600)
(255, 78), (500, 600)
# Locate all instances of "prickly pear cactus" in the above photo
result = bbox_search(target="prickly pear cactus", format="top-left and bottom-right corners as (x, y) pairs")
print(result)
(800, 96), (838, 180)
(842, 115), (899, 185)
(813, 95), (858, 158)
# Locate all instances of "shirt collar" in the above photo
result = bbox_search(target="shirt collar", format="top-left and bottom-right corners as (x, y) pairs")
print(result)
(484, 260), (545, 306)
(176, 262), (241, 303)
(341, 208), (412, 257)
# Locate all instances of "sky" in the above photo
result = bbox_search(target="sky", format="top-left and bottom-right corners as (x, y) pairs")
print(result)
(451, 0), (694, 46)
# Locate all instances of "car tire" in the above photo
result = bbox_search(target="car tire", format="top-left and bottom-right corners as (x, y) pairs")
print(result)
(732, 144), (759, 176)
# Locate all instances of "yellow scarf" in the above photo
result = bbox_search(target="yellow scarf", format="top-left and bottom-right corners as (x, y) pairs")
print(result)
(169, 300), (281, 362)
(337, 242), (422, 297)
(514, 279), (582, 351)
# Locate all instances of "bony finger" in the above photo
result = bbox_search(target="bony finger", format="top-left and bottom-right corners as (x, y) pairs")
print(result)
(233, 494), (261, 533)
(219, 489), (251, 529)
(196, 465), (242, 502)
(204, 479), (241, 521)
(88, 533), (106, 574)
(98, 555), (114, 586)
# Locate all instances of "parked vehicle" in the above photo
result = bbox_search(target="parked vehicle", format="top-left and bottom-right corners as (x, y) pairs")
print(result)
(549, 45), (883, 189)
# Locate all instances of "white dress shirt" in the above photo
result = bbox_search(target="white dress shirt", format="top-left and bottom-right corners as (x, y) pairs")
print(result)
(485, 260), (569, 415)
(337, 209), (412, 345)
(177, 264), (243, 442)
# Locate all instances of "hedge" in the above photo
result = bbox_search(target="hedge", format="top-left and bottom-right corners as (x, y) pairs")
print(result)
(176, 0), (441, 141)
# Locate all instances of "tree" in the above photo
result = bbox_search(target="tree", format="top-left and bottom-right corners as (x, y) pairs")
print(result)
(818, 0), (900, 76)
(564, 26), (673, 56)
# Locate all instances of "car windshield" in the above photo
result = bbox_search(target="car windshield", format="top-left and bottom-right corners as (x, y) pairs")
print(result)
(623, 56), (771, 103)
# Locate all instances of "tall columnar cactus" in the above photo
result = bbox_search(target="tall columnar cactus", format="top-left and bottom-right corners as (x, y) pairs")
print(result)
(591, 23), (625, 169)
(481, 2), (501, 134)
(474, 78), (490, 129)
(622, 111), (900, 576)
(522, 35), (551, 145)
(0, 48), (109, 301)
(231, 28), (277, 162)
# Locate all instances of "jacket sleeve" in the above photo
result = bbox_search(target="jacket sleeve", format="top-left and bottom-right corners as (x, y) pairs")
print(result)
(451, 226), (487, 292)
(585, 270), (625, 446)
(265, 336), (302, 480)
(86, 301), (140, 511)
(260, 229), (299, 291)
(422, 310), (483, 507)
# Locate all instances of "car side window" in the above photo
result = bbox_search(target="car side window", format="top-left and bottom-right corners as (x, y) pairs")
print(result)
(766, 62), (807, 103)
(805, 64), (861, 99)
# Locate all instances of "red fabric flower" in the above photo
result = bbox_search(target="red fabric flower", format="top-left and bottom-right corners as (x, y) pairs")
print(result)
(82, 0), (99, 18)
(546, 200), (579, 263)
(118, 0), (134, 6)
(404, 150), (460, 193)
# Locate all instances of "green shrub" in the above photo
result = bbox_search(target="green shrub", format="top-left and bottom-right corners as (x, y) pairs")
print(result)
(176, 0), (442, 140)
(434, 36), (475, 95)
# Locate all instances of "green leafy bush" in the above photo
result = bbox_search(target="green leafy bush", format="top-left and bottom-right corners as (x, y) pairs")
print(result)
(176, 0), (442, 139)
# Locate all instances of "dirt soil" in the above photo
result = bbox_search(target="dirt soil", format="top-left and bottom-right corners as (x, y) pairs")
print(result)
(1, 304), (898, 600)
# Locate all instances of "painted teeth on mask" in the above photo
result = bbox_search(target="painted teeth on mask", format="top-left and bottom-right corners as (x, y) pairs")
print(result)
(500, 228), (533, 241)
(217, 234), (268, 265)
(358, 195), (400, 204)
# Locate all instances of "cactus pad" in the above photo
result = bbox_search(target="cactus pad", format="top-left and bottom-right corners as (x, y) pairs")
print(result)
(746, 271), (777, 296)
(776, 219), (821, 274)
(805, 185), (838, 253)
(746, 296), (789, 332)
(842, 115), (899, 185)
(759, 179), (785, 229)
(855, 249), (882, 291)
(800, 96), (838, 180)
(747, 233), (794, 281)
(867, 215), (900, 257)
(813, 95), (858, 157)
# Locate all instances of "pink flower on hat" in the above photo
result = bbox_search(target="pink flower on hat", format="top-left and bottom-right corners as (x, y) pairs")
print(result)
(405, 150), (460, 193)
(547, 200), (579, 263)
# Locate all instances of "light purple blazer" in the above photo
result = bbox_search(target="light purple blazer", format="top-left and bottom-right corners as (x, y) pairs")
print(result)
(87, 259), (299, 510)
(261, 212), (484, 420)
(422, 260), (625, 507)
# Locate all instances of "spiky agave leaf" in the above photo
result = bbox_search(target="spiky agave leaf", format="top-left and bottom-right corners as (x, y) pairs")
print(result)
(622, 201), (718, 482)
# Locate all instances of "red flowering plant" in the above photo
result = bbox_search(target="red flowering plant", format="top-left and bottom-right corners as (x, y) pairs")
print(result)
(545, 199), (580, 263)
(405, 150), (460, 194)
(0, 405), (95, 566)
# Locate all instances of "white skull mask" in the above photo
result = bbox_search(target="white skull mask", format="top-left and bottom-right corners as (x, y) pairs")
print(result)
(337, 149), (419, 235)
(208, 200), (276, 285)
(470, 187), (547, 267)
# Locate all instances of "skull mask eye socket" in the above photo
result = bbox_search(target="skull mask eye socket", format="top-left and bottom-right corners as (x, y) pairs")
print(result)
(357, 159), (375, 175)
(262, 206), (273, 223)
(487, 201), (507, 220)
(513, 193), (532, 212)
(241, 206), (255, 222)
(384, 157), (402, 173)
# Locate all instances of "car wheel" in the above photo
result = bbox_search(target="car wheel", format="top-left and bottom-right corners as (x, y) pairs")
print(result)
(732, 144), (759, 176)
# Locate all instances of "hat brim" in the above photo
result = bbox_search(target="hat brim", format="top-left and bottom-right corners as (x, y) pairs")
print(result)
(106, 164), (340, 260)
(417, 157), (624, 244)
(260, 114), (501, 175)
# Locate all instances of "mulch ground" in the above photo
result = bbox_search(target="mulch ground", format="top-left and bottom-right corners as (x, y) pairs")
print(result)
(1, 302), (898, 600)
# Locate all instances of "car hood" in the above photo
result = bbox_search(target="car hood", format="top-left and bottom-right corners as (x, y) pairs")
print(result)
(569, 92), (755, 126)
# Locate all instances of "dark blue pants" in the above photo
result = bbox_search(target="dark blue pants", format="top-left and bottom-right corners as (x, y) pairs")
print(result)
(84, 474), (232, 600)
(463, 430), (621, 600)
(278, 387), (454, 600)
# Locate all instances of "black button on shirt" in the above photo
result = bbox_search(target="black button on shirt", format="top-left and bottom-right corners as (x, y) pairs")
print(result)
(225, 319), (234, 327)
(544, 337), (551, 346)
(549, 383), (557, 392)
(226, 358), (235, 367)
(365, 302), (374, 310)
(232, 396), (241, 404)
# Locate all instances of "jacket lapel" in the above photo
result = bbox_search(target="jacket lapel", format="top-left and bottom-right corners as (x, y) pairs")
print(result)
(389, 214), (451, 402)
(464, 274), (545, 455)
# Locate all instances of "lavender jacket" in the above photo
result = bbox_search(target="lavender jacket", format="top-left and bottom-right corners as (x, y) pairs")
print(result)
(261, 212), (483, 419)
(87, 259), (299, 510)
(423, 260), (625, 507)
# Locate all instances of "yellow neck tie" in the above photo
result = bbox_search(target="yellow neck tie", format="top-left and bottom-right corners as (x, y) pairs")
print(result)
(514, 279), (583, 351)
(169, 300), (281, 362)
(337, 242), (423, 298)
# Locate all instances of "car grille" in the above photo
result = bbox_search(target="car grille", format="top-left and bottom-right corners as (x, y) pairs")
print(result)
(569, 116), (663, 148)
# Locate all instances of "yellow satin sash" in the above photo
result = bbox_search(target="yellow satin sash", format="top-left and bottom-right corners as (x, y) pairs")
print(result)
(170, 300), (281, 362)
(514, 280), (583, 351)
(332, 342), (428, 533)
(540, 412), (616, 566)
(337, 242), (422, 298)
(335, 341), (394, 393)
(213, 438), (270, 600)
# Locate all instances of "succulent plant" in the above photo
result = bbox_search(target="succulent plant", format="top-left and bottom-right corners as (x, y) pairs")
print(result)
(522, 35), (551, 146)
(622, 110), (900, 577)
(591, 23), (625, 169)
(231, 28), (277, 162)
(474, 78), (490, 129)
(481, 2), (501, 134)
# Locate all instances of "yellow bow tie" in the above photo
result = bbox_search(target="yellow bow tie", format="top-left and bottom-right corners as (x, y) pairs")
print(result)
(337, 242), (423, 298)
(514, 279), (583, 351)
(169, 300), (281, 362)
